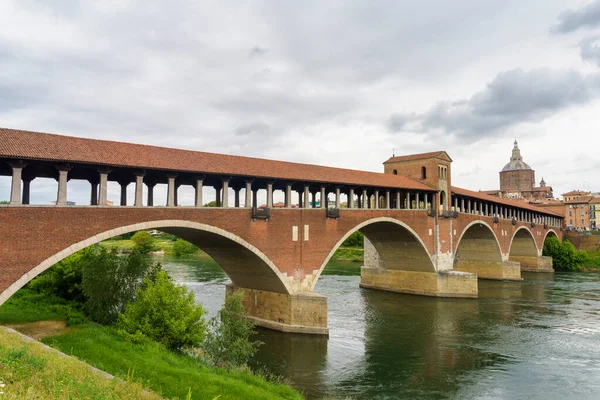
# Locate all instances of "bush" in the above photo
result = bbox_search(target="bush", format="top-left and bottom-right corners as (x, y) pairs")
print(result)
(342, 231), (364, 248)
(172, 239), (199, 257)
(543, 236), (591, 271)
(82, 247), (160, 325)
(28, 250), (86, 303)
(203, 290), (262, 368)
(117, 270), (207, 351)
(131, 231), (155, 254)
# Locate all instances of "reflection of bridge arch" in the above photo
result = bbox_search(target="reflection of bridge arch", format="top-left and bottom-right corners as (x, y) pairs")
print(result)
(0, 220), (293, 307)
(312, 217), (434, 291)
(509, 226), (538, 258)
(454, 220), (503, 264)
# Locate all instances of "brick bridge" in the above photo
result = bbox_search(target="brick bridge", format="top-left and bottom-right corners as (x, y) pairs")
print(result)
(0, 128), (563, 334)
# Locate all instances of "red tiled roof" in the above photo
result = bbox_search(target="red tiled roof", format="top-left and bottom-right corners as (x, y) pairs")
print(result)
(564, 196), (594, 204)
(562, 190), (589, 196)
(451, 186), (563, 216)
(0, 128), (435, 191)
(383, 151), (452, 163)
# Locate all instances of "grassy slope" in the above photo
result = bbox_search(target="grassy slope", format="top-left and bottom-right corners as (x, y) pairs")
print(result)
(0, 328), (161, 400)
(0, 290), (303, 400)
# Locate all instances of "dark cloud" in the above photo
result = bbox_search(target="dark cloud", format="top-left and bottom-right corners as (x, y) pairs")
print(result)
(551, 0), (600, 34)
(391, 68), (600, 139)
(250, 46), (268, 57)
(579, 36), (600, 67)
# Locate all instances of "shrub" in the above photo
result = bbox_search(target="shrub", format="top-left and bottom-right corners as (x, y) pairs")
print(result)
(203, 290), (262, 368)
(82, 247), (160, 325)
(543, 236), (591, 271)
(117, 270), (207, 351)
(172, 239), (199, 257)
(131, 231), (155, 254)
(342, 231), (364, 248)
(28, 250), (86, 303)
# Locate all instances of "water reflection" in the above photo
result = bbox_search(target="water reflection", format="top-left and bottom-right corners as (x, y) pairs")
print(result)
(158, 255), (600, 400)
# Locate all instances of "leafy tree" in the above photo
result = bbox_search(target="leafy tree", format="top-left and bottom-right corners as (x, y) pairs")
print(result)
(203, 290), (262, 368)
(543, 236), (591, 271)
(342, 231), (364, 248)
(117, 269), (207, 351)
(203, 200), (217, 207)
(131, 231), (155, 254)
(0, 200), (9, 204)
(28, 250), (86, 303)
(172, 239), (199, 257)
(82, 247), (159, 324)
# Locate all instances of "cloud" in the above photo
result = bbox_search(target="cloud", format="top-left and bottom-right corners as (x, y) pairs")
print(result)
(249, 46), (268, 57)
(579, 36), (600, 67)
(390, 68), (600, 139)
(235, 122), (271, 136)
(551, 0), (600, 34)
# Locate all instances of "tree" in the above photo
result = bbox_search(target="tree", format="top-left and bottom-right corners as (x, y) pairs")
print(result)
(203, 200), (217, 207)
(82, 247), (159, 324)
(28, 249), (86, 303)
(342, 231), (364, 248)
(117, 270), (207, 351)
(131, 231), (155, 254)
(172, 239), (199, 257)
(203, 290), (262, 368)
(543, 236), (590, 271)
(0, 200), (9, 205)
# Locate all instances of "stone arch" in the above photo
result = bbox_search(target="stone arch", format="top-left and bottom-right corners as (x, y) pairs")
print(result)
(454, 220), (503, 264)
(310, 217), (434, 291)
(509, 226), (539, 258)
(0, 220), (293, 306)
(543, 229), (559, 244)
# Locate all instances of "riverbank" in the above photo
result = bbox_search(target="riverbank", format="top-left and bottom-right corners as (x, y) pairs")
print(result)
(100, 237), (366, 262)
(0, 289), (303, 400)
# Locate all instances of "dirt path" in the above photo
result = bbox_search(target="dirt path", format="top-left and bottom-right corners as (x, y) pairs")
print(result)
(6, 320), (71, 339)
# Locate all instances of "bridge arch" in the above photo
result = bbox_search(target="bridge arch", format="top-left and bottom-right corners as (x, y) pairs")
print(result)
(311, 217), (435, 291)
(454, 220), (503, 264)
(509, 226), (539, 258)
(543, 229), (559, 244)
(0, 219), (293, 306)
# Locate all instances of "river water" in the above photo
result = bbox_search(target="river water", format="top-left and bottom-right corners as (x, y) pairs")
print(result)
(157, 254), (600, 400)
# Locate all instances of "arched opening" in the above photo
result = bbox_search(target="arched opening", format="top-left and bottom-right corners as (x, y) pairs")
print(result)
(454, 222), (503, 264)
(421, 166), (427, 180)
(509, 228), (538, 258)
(313, 218), (435, 291)
(0, 220), (292, 307)
(393, 169), (398, 175)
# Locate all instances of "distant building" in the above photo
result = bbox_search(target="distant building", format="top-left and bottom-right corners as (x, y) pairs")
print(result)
(561, 190), (590, 202)
(482, 140), (553, 201)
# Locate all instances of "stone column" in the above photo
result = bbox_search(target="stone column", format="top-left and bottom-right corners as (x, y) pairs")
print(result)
(335, 187), (341, 209)
(166, 174), (177, 207)
(285, 183), (292, 207)
(234, 188), (240, 207)
(320, 186), (326, 209)
(303, 185), (310, 209)
(22, 178), (32, 205)
(374, 190), (379, 209)
(362, 189), (368, 209)
(98, 168), (111, 206)
(383, 190), (389, 209)
(194, 177), (204, 207)
(56, 165), (71, 206)
(222, 178), (230, 208)
(119, 181), (128, 206)
(252, 188), (258, 208)
(311, 191), (317, 208)
(215, 186), (221, 207)
(348, 188), (355, 209)
(9, 161), (26, 205)
(245, 180), (253, 208)
(406, 192), (411, 210)
(146, 182), (156, 207)
(416, 193), (420, 210)
(396, 191), (401, 209)
(425, 193), (429, 210)
(89, 180), (98, 206)
(266, 181), (273, 208)
(134, 172), (145, 207)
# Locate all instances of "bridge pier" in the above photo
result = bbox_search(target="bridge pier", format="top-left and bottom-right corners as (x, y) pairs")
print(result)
(509, 256), (554, 273)
(454, 260), (522, 281)
(226, 285), (329, 335)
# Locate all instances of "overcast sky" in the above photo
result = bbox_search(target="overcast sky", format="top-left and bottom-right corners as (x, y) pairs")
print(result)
(1, 0), (600, 205)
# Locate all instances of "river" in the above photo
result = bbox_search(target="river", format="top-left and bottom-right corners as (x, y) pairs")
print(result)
(156, 254), (600, 400)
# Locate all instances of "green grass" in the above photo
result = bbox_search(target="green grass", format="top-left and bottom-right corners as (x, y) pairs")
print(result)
(0, 289), (303, 400)
(332, 247), (364, 262)
(43, 326), (302, 400)
(99, 238), (206, 256)
(0, 328), (162, 400)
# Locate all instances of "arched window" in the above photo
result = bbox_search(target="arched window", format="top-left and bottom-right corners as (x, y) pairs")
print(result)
(393, 169), (398, 175)
(421, 166), (427, 179)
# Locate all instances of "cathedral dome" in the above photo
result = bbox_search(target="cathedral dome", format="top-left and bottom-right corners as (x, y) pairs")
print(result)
(501, 140), (532, 172)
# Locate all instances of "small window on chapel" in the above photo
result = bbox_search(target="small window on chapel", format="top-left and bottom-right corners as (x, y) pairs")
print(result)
(393, 169), (398, 175)
(421, 166), (427, 179)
